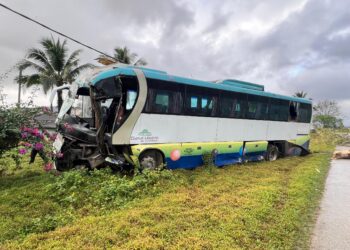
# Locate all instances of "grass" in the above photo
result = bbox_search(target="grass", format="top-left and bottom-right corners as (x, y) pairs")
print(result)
(0, 129), (344, 249)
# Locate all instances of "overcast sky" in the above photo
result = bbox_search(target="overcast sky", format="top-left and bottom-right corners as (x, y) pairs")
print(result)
(1, 0), (349, 125)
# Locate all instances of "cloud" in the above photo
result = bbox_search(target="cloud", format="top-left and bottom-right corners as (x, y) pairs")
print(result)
(0, 0), (349, 125)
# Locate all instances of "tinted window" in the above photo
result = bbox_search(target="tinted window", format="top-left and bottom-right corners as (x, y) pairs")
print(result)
(185, 86), (218, 117)
(298, 103), (312, 123)
(219, 92), (246, 118)
(94, 77), (122, 99)
(144, 79), (184, 114)
(289, 101), (298, 121)
(269, 98), (289, 121)
(247, 95), (269, 120)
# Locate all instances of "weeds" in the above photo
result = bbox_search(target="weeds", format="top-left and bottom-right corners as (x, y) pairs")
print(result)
(0, 129), (343, 249)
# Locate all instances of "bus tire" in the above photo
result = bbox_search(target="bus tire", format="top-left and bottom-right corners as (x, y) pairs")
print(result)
(265, 145), (279, 161)
(139, 150), (164, 171)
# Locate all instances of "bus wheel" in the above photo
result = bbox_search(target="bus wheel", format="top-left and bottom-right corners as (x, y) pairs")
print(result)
(266, 145), (279, 161)
(139, 150), (164, 171)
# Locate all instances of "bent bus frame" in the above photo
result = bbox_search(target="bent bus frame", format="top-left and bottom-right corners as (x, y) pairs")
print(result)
(53, 64), (312, 171)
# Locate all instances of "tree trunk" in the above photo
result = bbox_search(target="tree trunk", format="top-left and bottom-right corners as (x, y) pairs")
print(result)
(57, 90), (63, 111)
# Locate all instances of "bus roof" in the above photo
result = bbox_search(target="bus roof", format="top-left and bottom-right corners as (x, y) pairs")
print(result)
(90, 65), (312, 104)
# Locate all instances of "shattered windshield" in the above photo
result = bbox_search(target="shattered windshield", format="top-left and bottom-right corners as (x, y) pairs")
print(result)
(70, 95), (92, 118)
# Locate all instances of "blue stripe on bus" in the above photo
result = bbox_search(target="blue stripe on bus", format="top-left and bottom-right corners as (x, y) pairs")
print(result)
(166, 155), (203, 169)
(165, 150), (267, 169)
(214, 153), (242, 167)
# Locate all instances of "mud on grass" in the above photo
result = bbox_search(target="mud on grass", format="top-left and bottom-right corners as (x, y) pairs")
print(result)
(0, 130), (339, 249)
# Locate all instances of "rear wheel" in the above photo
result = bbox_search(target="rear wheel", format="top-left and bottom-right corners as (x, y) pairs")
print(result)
(139, 150), (164, 171)
(265, 145), (279, 161)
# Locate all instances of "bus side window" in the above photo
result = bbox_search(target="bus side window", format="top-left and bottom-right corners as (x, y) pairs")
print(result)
(185, 86), (218, 117)
(191, 97), (198, 108)
(247, 95), (269, 120)
(297, 103), (312, 123)
(247, 100), (257, 119)
(155, 91), (170, 113)
(269, 98), (289, 121)
(144, 79), (184, 115)
(219, 92), (245, 119)
(126, 90), (137, 110)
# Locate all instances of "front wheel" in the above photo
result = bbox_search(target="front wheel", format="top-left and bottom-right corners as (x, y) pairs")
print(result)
(265, 145), (279, 161)
(139, 150), (164, 171)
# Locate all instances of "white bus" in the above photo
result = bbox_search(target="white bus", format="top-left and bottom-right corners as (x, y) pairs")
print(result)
(54, 65), (312, 171)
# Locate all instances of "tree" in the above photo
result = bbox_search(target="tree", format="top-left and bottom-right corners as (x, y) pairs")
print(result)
(294, 91), (307, 98)
(18, 37), (93, 109)
(97, 46), (147, 66)
(313, 100), (344, 128)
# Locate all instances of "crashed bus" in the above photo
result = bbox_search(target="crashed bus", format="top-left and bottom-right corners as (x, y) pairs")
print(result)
(52, 64), (312, 171)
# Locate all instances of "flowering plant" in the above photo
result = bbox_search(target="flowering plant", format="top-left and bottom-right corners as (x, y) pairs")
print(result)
(18, 126), (63, 172)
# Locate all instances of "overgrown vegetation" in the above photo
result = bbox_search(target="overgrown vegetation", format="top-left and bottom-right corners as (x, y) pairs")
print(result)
(0, 129), (345, 249)
(0, 87), (40, 156)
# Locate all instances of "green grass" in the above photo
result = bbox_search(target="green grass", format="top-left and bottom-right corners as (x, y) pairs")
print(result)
(0, 130), (343, 249)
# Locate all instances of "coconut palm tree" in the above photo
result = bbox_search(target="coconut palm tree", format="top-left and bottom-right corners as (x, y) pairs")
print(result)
(18, 37), (94, 109)
(294, 91), (307, 98)
(97, 46), (147, 66)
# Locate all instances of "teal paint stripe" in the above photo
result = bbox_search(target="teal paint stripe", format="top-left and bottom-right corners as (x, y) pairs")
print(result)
(90, 66), (312, 104)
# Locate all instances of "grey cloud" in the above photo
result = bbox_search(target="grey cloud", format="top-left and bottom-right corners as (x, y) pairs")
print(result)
(254, 0), (350, 68)
(284, 63), (350, 101)
(1, 0), (350, 125)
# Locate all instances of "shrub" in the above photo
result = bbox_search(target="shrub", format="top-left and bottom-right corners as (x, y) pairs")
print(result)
(0, 86), (40, 156)
(47, 168), (175, 210)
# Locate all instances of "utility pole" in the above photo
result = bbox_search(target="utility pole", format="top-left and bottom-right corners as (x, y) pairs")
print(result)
(17, 68), (22, 106)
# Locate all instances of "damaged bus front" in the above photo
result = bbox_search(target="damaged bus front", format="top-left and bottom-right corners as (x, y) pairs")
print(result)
(54, 66), (145, 171)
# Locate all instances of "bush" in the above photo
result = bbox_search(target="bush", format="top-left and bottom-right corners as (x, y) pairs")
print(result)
(47, 168), (175, 210)
(0, 86), (40, 156)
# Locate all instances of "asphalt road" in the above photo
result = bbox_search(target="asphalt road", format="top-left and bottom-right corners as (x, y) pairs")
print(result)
(311, 146), (350, 250)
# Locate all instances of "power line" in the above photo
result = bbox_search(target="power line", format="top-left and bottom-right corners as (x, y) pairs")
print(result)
(0, 2), (114, 59)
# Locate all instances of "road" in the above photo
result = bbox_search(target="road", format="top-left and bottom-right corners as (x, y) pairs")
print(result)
(311, 146), (350, 250)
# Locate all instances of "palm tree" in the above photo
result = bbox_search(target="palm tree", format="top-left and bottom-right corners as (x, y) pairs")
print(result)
(294, 91), (307, 98)
(97, 46), (147, 66)
(18, 37), (94, 109)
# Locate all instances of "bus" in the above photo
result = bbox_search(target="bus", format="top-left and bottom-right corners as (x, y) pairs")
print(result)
(53, 64), (312, 171)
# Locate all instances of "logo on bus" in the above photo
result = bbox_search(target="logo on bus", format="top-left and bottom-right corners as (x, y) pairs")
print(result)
(131, 129), (159, 143)
(138, 129), (152, 137)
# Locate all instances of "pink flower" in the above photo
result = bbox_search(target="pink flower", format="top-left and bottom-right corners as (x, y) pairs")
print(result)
(44, 162), (53, 171)
(24, 142), (32, 147)
(18, 148), (27, 155)
(34, 142), (44, 151)
(32, 128), (40, 136)
(37, 133), (44, 139)
(21, 132), (28, 138)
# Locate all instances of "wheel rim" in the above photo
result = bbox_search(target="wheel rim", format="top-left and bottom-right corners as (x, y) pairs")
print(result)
(269, 148), (278, 161)
(140, 156), (157, 170)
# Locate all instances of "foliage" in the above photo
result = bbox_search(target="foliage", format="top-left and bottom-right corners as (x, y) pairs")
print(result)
(97, 46), (147, 66)
(17, 36), (94, 109)
(313, 100), (344, 128)
(0, 86), (40, 156)
(313, 114), (344, 129)
(0, 129), (341, 249)
(293, 91), (307, 98)
(47, 168), (175, 209)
